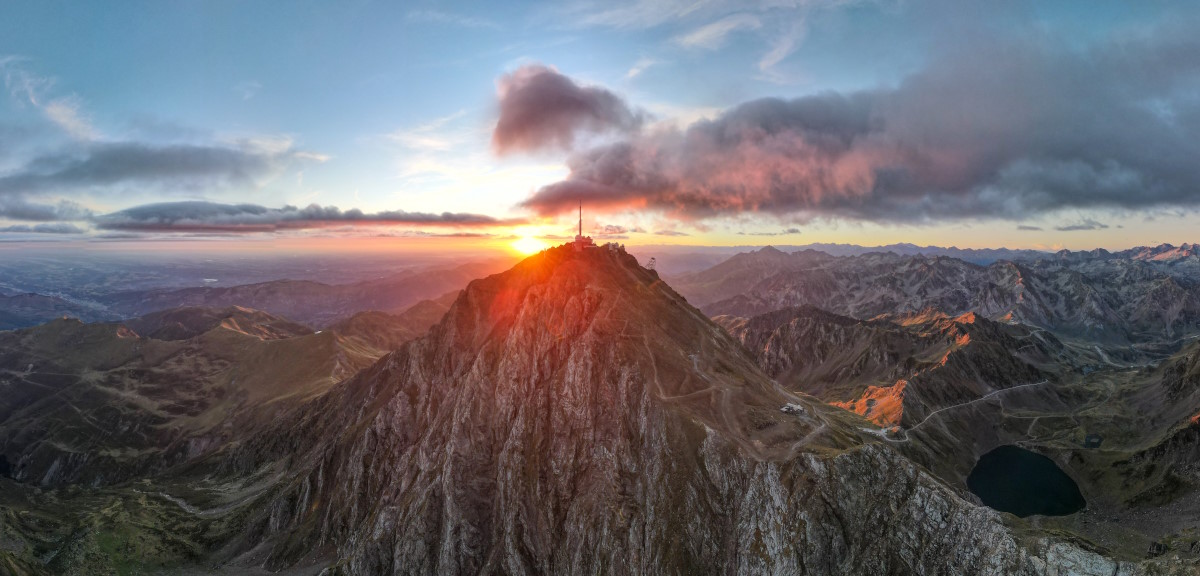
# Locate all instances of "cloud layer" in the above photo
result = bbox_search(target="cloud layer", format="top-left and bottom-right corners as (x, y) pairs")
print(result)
(493, 65), (644, 155)
(94, 201), (521, 233)
(0, 142), (293, 196)
(517, 25), (1200, 224)
(0, 139), (320, 221)
(0, 222), (83, 234)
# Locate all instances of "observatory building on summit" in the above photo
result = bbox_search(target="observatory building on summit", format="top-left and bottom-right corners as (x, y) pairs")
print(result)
(574, 201), (595, 252)
(572, 200), (636, 262)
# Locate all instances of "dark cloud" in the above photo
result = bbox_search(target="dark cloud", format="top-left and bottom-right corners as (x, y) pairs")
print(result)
(595, 224), (631, 235)
(0, 139), (319, 222)
(94, 232), (144, 240)
(493, 65), (644, 155)
(373, 230), (496, 238)
(94, 201), (523, 233)
(1054, 219), (1109, 232)
(1017, 225), (1043, 231)
(0, 141), (306, 197)
(653, 229), (689, 236)
(0, 197), (92, 221)
(0, 222), (84, 234)
(520, 24), (1200, 223)
(737, 228), (802, 236)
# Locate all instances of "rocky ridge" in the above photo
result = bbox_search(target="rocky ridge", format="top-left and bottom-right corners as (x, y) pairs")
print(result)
(675, 246), (1200, 342)
(715, 306), (1067, 428)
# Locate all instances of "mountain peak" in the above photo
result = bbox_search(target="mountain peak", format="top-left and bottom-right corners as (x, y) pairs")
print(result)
(446, 242), (660, 327)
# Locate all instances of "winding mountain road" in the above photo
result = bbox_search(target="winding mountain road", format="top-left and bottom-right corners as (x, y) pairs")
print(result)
(864, 379), (1050, 443)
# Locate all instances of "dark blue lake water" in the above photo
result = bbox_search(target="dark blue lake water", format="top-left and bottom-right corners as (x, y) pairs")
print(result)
(967, 445), (1086, 517)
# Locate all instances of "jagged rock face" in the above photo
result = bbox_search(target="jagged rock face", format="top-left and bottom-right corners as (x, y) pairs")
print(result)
(224, 245), (1177, 575)
(675, 247), (1200, 342)
(1161, 348), (1200, 404)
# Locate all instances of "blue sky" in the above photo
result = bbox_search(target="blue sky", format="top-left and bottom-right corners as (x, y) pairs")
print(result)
(1, 0), (1198, 251)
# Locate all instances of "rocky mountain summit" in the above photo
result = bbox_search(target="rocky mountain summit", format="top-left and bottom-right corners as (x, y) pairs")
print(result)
(189, 245), (1186, 574)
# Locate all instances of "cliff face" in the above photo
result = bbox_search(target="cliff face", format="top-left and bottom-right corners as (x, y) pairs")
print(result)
(227, 245), (1179, 575)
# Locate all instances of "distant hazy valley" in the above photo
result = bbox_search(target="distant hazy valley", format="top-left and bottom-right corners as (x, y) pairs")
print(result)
(2, 243), (1200, 574)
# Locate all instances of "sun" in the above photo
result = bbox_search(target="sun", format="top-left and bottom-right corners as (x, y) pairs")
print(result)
(511, 236), (549, 255)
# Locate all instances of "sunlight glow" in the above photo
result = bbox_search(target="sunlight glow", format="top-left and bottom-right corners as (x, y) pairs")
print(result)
(512, 236), (549, 255)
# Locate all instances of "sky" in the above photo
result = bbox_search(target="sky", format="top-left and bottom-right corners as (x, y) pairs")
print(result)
(1, 0), (1199, 254)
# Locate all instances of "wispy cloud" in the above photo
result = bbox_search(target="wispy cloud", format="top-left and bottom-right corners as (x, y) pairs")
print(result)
(407, 9), (499, 29)
(387, 110), (470, 152)
(233, 80), (262, 101)
(625, 57), (660, 80)
(641, 101), (722, 128)
(577, 0), (712, 30)
(673, 14), (761, 50)
(757, 21), (807, 83)
(571, 1), (852, 83)
(41, 96), (98, 140)
(1, 55), (46, 102)
(292, 150), (332, 163)
(1054, 219), (1109, 232)
(1, 58), (100, 140)
(1017, 225), (1043, 231)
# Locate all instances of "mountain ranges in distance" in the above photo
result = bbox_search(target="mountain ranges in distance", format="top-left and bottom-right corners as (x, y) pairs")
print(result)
(1, 243), (1200, 573)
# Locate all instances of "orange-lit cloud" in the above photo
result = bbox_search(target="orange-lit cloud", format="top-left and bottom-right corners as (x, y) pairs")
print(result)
(513, 25), (1200, 225)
